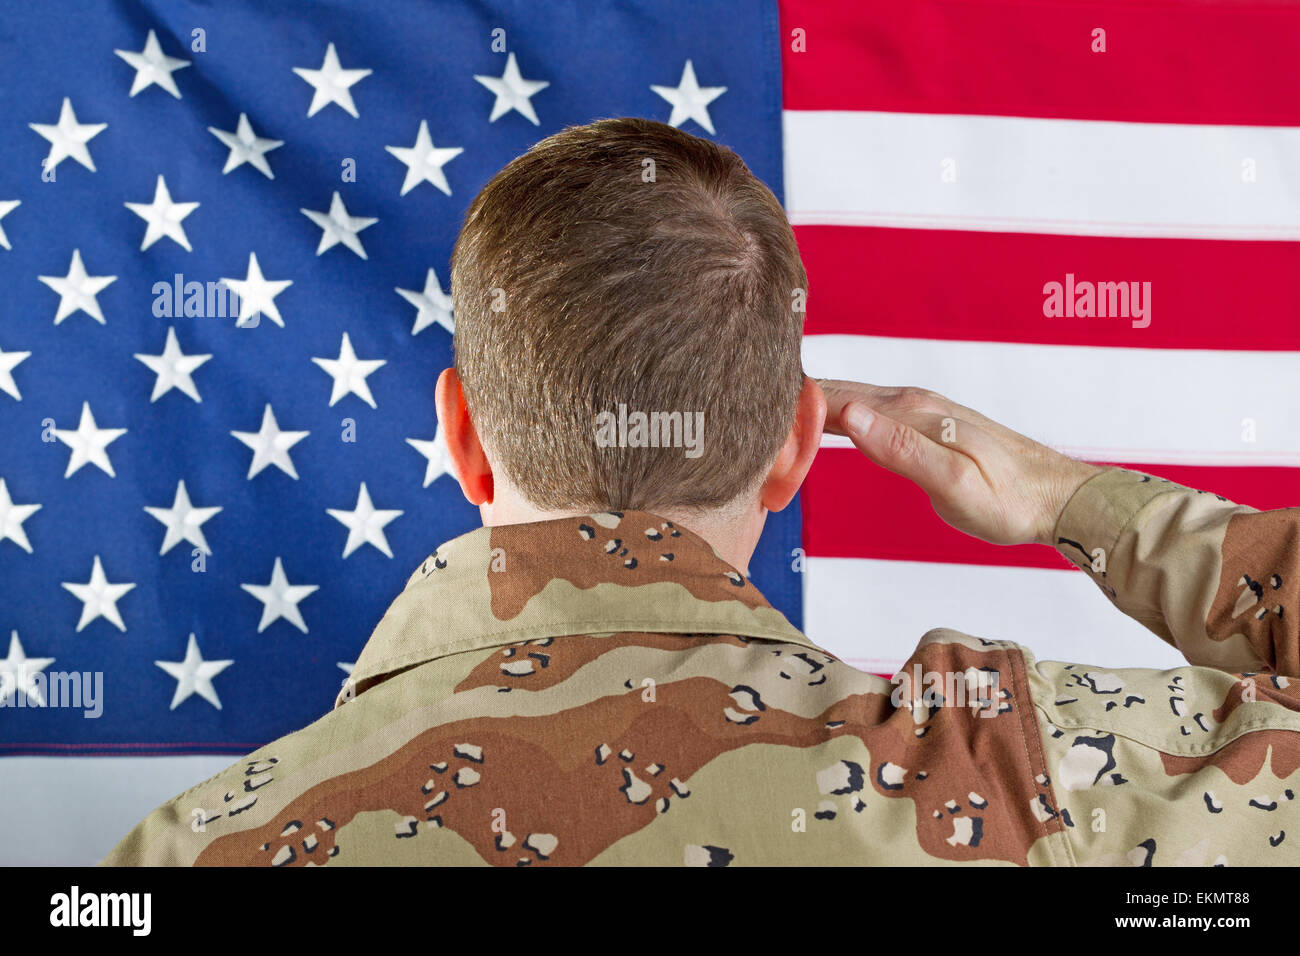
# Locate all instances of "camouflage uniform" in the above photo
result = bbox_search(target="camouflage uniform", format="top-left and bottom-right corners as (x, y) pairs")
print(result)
(102, 468), (1300, 866)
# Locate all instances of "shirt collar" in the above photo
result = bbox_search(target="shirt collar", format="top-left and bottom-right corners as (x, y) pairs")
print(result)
(343, 510), (819, 699)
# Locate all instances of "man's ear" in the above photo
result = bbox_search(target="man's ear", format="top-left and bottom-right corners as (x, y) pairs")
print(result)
(760, 375), (827, 513)
(435, 367), (494, 506)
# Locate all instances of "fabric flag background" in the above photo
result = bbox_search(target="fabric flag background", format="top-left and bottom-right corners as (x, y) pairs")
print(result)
(2, 0), (1297, 864)
(787, 0), (1300, 675)
(0, 0), (793, 862)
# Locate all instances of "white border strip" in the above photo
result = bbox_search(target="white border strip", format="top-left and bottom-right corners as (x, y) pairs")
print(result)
(0, 755), (231, 865)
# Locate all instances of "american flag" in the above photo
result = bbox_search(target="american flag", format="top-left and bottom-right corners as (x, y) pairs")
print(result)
(3, 0), (1298, 865)
(789, 0), (1300, 675)
(0, 0), (799, 860)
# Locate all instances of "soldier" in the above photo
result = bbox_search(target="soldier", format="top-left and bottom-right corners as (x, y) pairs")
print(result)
(103, 118), (1299, 867)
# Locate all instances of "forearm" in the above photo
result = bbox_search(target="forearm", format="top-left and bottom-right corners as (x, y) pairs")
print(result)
(1053, 467), (1299, 675)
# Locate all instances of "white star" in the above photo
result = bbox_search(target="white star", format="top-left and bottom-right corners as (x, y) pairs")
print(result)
(293, 42), (371, 118)
(143, 480), (222, 555)
(231, 404), (309, 480)
(208, 112), (283, 179)
(61, 555), (136, 632)
(0, 479), (41, 553)
(300, 191), (377, 259)
(29, 98), (107, 173)
(385, 120), (463, 196)
(312, 332), (386, 408)
(327, 482), (403, 559)
(651, 60), (727, 135)
(241, 557), (319, 634)
(337, 661), (354, 675)
(474, 52), (549, 125)
(134, 326), (211, 402)
(220, 252), (293, 328)
(114, 29), (190, 99)
(0, 345), (31, 401)
(0, 200), (20, 251)
(0, 632), (55, 707)
(54, 402), (127, 478)
(125, 175), (200, 252)
(155, 634), (232, 711)
(38, 249), (117, 325)
(396, 268), (454, 336)
(406, 430), (453, 488)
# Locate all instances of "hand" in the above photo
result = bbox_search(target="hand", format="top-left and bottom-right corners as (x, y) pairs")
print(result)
(818, 380), (1104, 547)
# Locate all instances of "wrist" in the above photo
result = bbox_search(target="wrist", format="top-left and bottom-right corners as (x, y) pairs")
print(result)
(1037, 460), (1106, 546)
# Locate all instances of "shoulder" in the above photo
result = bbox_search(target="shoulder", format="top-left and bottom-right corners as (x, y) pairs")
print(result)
(100, 710), (348, 866)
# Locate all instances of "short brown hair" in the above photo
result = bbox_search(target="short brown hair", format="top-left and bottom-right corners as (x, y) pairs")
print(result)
(451, 117), (806, 512)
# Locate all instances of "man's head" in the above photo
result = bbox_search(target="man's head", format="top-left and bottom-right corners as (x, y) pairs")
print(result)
(437, 117), (824, 564)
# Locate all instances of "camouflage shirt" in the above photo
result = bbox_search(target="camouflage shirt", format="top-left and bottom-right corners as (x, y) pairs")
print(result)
(102, 468), (1300, 866)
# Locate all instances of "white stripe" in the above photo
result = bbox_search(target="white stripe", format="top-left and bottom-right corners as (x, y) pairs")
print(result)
(804, 556), (1188, 675)
(785, 110), (1300, 240)
(0, 755), (230, 865)
(805, 335), (1300, 466)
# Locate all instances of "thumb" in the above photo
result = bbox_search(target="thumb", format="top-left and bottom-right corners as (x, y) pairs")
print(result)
(841, 401), (952, 491)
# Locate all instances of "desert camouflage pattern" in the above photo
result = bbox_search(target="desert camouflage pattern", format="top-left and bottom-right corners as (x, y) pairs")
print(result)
(1040, 469), (1300, 864)
(101, 468), (1300, 866)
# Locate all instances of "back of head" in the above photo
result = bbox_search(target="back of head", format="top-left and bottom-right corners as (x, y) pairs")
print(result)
(451, 117), (806, 513)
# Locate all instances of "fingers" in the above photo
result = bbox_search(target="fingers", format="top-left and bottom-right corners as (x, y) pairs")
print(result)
(820, 379), (1024, 455)
(820, 380), (969, 436)
(819, 380), (903, 436)
(839, 400), (968, 491)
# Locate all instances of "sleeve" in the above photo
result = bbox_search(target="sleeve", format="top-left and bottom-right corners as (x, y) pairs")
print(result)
(1051, 466), (1300, 676)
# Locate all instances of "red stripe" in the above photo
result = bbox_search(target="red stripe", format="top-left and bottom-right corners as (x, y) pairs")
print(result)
(796, 225), (1300, 351)
(780, 0), (1300, 126)
(803, 448), (1300, 566)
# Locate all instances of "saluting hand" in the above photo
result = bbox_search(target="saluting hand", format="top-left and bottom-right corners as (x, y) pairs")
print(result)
(818, 380), (1104, 547)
